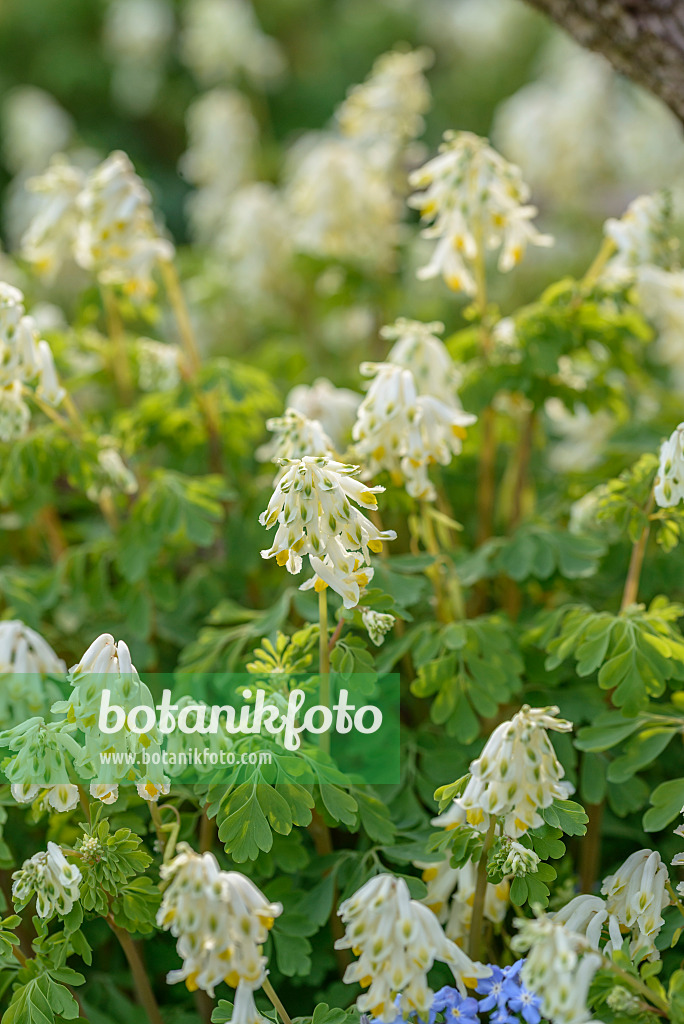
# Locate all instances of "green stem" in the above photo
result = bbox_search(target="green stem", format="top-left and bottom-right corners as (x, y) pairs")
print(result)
(468, 816), (497, 960)
(262, 977), (293, 1024)
(602, 955), (670, 1016)
(620, 490), (655, 612)
(107, 916), (165, 1024)
(319, 588), (331, 755)
(667, 881), (684, 920)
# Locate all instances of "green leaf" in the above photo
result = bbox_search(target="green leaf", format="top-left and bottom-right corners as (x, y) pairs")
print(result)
(644, 778), (684, 831)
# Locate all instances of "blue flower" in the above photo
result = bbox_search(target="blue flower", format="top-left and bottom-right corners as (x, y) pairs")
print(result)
(429, 987), (479, 1024)
(507, 984), (542, 1024)
(476, 966), (513, 1011)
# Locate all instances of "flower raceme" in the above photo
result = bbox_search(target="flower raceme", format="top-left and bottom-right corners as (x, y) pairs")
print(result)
(158, 842), (282, 1013)
(408, 131), (552, 297)
(655, 422), (684, 507)
(455, 705), (573, 837)
(601, 849), (670, 961)
(12, 842), (81, 920)
(257, 407), (335, 465)
(335, 873), (490, 1022)
(259, 455), (396, 608)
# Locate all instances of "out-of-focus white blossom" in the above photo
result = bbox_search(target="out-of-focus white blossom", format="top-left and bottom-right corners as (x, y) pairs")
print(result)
(545, 399), (614, 474)
(601, 849), (670, 961)
(513, 914), (602, 1024)
(21, 158), (86, 281)
(0, 381), (30, 442)
(259, 456), (395, 609)
(158, 842), (282, 1001)
(103, 0), (175, 114)
(361, 608), (395, 647)
(286, 134), (400, 271)
(337, 48), (432, 171)
(13, 843), (81, 919)
(420, 857), (509, 946)
(216, 183), (294, 303)
(0, 619), (65, 677)
(86, 447), (138, 503)
(456, 705), (573, 837)
(181, 0), (286, 88)
(553, 894), (615, 952)
(382, 317), (463, 404)
(181, 90), (259, 245)
(408, 130), (552, 296)
(257, 408), (334, 465)
(287, 378), (361, 451)
(603, 192), (674, 281)
(76, 151), (174, 298)
(636, 265), (684, 388)
(2, 87), (74, 176)
(419, 0), (533, 60)
(655, 422), (684, 507)
(137, 338), (182, 392)
(336, 873), (490, 1021)
(352, 359), (475, 501)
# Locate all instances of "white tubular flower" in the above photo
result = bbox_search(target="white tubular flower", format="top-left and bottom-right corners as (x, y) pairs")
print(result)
(259, 456), (396, 609)
(420, 858), (509, 946)
(0, 619), (65, 676)
(603, 193), (672, 281)
(42, 784), (81, 814)
(180, 0), (286, 88)
(0, 382), (30, 442)
(361, 608), (395, 647)
(137, 780), (171, 803)
(336, 873), (490, 1022)
(655, 422), (684, 507)
(90, 782), (119, 805)
(70, 633), (136, 678)
(545, 399), (614, 475)
(0, 282), (65, 422)
(501, 840), (540, 878)
(158, 843), (282, 1001)
(601, 849), (670, 961)
(337, 48), (432, 169)
(12, 842), (81, 919)
(75, 151), (174, 299)
(352, 361), (475, 501)
(553, 894), (615, 953)
(636, 265), (684, 388)
(286, 134), (400, 271)
(21, 157), (86, 281)
(457, 705), (573, 837)
(513, 914), (602, 1024)
(382, 318), (463, 405)
(87, 447), (138, 503)
(258, 408), (335, 465)
(286, 377), (361, 451)
(217, 183), (294, 305)
(137, 338), (182, 392)
(408, 131), (552, 296)
(1, 87), (73, 175)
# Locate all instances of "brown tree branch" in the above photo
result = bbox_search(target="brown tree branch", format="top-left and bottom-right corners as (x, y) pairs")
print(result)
(523, 0), (684, 124)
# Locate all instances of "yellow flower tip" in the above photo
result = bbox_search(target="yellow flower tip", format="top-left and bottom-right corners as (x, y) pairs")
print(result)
(466, 807), (485, 826)
(452, 424), (467, 439)
(357, 572), (371, 586)
(67, 706), (76, 724)
(422, 867), (438, 882)
(314, 577), (328, 593)
(511, 245), (522, 264)
(446, 275), (461, 291)
(139, 732), (151, 748)
(390, 470), (403, 485)
(361, 491), (378, 507)
(427, 902), (443, 915)
(276, 549), (290, 567)
(371, 1004), (386, 1017)
(262, 916), (275, 929)
(372, 445), (386, 460)
(360, 976), (373, 989)
(368, 539), (383, 553)
(352, 946), (362, 956)
(514, 818), (528, 833)
(463, 976), (477, 990)
(185, 973), (200, 993)
(225, 970), (240, 988)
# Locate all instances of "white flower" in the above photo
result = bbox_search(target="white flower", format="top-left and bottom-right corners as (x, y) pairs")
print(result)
(2, 87), (73, 175)
(286, 377), (361, 451)
(381, 318), (463, 405)
(513, 913), (602, 1024)
(259, 456), (396, 609)
(655, 423), (684, 507)
(420, 857), (509, 946)
(601, 849), (670, 961)
(11, 783), (40, 804)
(0, 382), (30, 442)
(70, 633), (137, 678)
(75, 151), (174, 299)
(636, 265), (684, 389)
(216, 183), (294, 306)
(456, 705), (573, 837)
(104, 0), (174, 64)
(603, 192), (673, 281)
(408, 130), (552, 296)
(553, 894), (615, 952)
(12, 842), (82, 919)
(87, 447), (138, 502)
(352, 361), (475, 501)
(286, 133), (400, 271)
(361, 608), (395, 646)
(0, 619), (65, 676)
(21, 157), (86, 281)
(545, 399), (614, 474)
(501, 841), (540, 878)
(90, 782), (119, 805)
(336, 48), (432, 170)
(137, 781), (170, 802)
(42, 784), (81, 814)
(0, 282), (65, 415)
(336, 873), (490, 1022)
(137, 338), (182, 392)
(158, 842), (282, 1001)
(180, 90), (259, 245)
(258, 408), (335, 465)
(180, 0), (286, 88)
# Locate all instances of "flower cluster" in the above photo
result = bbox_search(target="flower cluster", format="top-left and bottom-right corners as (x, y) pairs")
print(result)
(258, 408), (335, 466)
(408, 131), (552, 296)
(454, 705), (573, 837)
(353, 320), (476, 501)
(0, 282), (65, 441)
(158, 842), (282, 1008)
(259, 455), (396, 608)
(335, 873), (490, 1022)
(12, 842), (82, 919)
(603, 192), (675, 282)
(0, 618), (65, 728)
(361, 607), (396, 647)
(180, 0), (286, 89)
(601, 849), (670, 961)
(420, 857), (509, 946)
(286, 377), (360, 451)
(22, 151), (173, 298)
(137, 338), (182, 393)
(655, 422), (684, 507)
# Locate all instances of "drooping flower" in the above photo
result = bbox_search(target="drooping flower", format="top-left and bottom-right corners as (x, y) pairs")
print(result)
(286, 377), (360, 451)
(158, 842), (282, 1005)
(0, 619), (65, 678)
(86, 446), (138, 503)
(216, 183), (294, 306)
(500, 841), (540, 878)
(655, 422), (684, 507)
(21, 157), (86, 280)
(257, 408), (335, 465)
(12, 842), (82, 919)
(361, 608), (396, 647)
(601, 849), (670, 961)
(137, 338), (182, 392)
(553, 894), (615, 952)
(635, 265), (684, 388)
(335, 873), (490, 1022)
(455, 705), (573, 837)
(381, 318), (463, 405)
(259, 455), (396, 608)
(75, 151), (174, 299)
(180, 0), (286, 88)
(603, 192), (675, 281)
(420, 857), (509, 946)
(545, 399), (615, 474)
(408, 131), (552, 296)
(90, 782), (119, 805)
(512, 914), (602, 1024)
